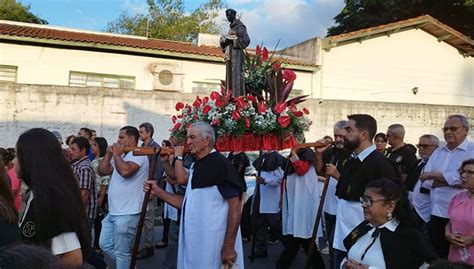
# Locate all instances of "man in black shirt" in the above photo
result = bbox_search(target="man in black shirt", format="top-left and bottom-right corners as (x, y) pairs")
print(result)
(386, 124), (418, 182)
(332, 114), (399, 269)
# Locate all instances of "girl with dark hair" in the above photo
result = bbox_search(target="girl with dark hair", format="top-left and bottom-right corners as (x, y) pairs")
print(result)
(374, 133), (388, 156)
(445, 159), (474, 267)
(14, 128), (89, 268)
(0, 154), (20, 247)
(91, 137), (110, 250)
(342, 178), (437, 269)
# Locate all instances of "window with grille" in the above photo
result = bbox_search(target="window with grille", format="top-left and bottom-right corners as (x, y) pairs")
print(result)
(0, 65), (17, 82)
(192, 81), (221, 94)
(69, 71), (135, 89)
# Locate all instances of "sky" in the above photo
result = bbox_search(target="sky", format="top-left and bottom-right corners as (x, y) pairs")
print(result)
(17, 0), (345, 48)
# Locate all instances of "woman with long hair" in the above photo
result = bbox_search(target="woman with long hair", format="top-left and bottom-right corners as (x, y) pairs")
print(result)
(0, 154), (20, 247)
(91, 136), (110, 250)
(15, 128), (89, 268)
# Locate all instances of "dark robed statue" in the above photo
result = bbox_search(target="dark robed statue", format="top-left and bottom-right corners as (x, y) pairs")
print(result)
(220, 9), (250, 97)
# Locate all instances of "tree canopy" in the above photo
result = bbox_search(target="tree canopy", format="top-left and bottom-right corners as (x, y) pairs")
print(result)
(0, 0), (47, 24)
(106, 0), (224, 42)
(327, 0), (474, 38)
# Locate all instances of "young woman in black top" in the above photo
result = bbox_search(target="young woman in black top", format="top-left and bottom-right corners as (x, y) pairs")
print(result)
(15, 128), (89, 268)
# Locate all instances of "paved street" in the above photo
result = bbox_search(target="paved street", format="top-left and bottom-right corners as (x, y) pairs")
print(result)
(104, 225), (329, 269)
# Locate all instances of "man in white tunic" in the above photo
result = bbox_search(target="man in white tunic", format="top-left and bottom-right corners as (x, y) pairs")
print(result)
(420, 114), (474, 258)
(250, 150), (286, 259)
(145, 121), (246, 269)
(277, 147), (325, 269)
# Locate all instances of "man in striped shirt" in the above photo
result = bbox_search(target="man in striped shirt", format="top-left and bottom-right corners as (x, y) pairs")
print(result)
(71, 136), (106, 268)
(71, 136), (97, 225)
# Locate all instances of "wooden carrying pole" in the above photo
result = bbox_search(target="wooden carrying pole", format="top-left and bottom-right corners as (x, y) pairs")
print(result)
(130, 147), (161, 269)
(124, 141), (331, 156)
(304, 155), (335, 269)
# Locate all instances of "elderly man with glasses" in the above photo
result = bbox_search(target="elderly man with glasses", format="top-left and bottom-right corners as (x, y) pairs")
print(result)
(420, 114), (474, 259)
(404, 134), (439, 235)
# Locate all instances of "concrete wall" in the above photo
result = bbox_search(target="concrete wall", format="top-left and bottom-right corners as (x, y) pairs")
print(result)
(320, 29), (474, 106)
(1, 82), (472, 148)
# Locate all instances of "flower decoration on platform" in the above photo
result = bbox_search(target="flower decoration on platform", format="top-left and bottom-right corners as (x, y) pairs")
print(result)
(170, 45), (312, 150)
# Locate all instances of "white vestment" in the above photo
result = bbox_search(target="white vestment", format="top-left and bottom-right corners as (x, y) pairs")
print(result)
(282, 166), (321, 239)
(177, 164), (244, 269)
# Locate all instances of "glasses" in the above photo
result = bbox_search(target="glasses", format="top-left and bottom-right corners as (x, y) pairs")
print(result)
(442, 126), (462, 133)
(416, 144), (435, 149)
(459, 169), (474, 176)
(360, 196), (389, 207)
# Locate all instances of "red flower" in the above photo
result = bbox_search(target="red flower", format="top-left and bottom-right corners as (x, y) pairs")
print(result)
(256, 45), (261, 56)
(303, 108), (310, 115)
(283, 69), (297, 82)
(193, 96), (202, 108)
(202, 105), (211, 115)
(245, 117), (251, 128)
(247, 95), (257, 103)
(174, 122), (182, 130)
(257, 101), (267, 114)
(272, 61), (281, 71)
(172, 116), (177, 124)
(215, 98), (224, 107)
(235, 97), (247, 109)
(185, 123), (192, 130)
(211, 118), (220, 126)
(262, 47), (269, 61)
(231, 110), (241, 120)
(278, 116), (291, 128)
(210, 91), (220, 101)
(202, 96), (209, 105)
(177, 115), (183, 119)
(193, 114), (198, 120)
(175, 102), (184, 111)
(291, 111), (304, 118)
(273, 102), (287, 114)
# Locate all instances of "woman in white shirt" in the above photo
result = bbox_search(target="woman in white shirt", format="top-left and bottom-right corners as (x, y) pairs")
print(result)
(14, 128), (89, 268)
(342, 179), (436, 269)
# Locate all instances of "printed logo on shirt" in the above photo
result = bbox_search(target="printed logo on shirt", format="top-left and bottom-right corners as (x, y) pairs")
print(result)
(22, 221), (36, 238)
(395, 156), (403, 163)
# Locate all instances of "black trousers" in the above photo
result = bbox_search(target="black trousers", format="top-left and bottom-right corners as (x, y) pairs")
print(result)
(255, 213), (283, 254)
(276, 235), (326, 269)
(429, 215), (450, 259)
(324, 213), (336, 269)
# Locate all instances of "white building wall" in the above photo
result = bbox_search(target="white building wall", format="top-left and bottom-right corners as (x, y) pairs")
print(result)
(321, 29), (474, 106)
(0, 43), (315, 95)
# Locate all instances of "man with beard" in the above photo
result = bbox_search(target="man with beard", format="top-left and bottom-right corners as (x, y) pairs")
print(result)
(314, 120), (351, 269)
(332, 114), (399, 269)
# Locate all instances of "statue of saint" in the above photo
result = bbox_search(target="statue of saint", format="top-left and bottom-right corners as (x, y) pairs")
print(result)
(220, 9), (250, 97)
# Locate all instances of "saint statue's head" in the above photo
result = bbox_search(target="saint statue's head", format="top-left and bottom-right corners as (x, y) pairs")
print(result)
(225, 9), (237, 23)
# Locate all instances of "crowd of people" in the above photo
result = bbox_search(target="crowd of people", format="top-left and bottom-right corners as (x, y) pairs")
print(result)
(0, 114), (473, 269)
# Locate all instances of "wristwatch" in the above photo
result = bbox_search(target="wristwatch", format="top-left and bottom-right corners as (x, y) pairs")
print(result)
(176, 155), (183, 161)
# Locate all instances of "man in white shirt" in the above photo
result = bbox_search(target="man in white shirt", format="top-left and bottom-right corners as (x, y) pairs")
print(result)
(98, 126), (149, 269)
(420, 114), (474, 258)
(406, 134), (439, 234)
